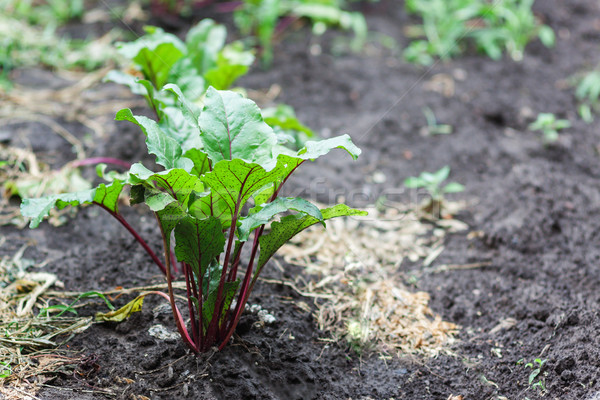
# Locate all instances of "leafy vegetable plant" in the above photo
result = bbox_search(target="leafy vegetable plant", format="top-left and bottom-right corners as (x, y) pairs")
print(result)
(404, 166), (464, 204)
(234, 0), (367, 65)
(404, 0), (554, 65)
(21, 85), (365, 352)
(106, 19), (254, 105)
(107, 18), (315, 150)
(528, 112), (570, 144)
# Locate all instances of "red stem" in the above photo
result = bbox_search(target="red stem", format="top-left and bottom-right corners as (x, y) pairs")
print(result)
(147, 291), (197, 352)
(183, 263), (199, 347)
(71, 157), (132, 169)
(155, 213), (198, 353)
(218, 225), (263, 350)
(94, 202), (166, 275)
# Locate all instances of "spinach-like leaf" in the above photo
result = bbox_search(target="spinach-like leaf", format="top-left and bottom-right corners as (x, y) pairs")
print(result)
(199, 88), (277, 166)
(21, 180), (124, 228)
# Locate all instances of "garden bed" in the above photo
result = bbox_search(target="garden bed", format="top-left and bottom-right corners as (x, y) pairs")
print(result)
(2, 0), (600, 399)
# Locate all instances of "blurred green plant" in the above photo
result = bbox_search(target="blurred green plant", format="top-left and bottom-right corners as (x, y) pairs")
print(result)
(234, 0), (368, 65)
(528, 112), (570, 144)
(0, 0), (116, 90)
(404, 0), (554, 65)
(404, 166), (464, 206)
(106, 19), (255, 105)
(574, 69), (600, 123)
(2, 0), (84, 24)
(421, 107), (452, 135)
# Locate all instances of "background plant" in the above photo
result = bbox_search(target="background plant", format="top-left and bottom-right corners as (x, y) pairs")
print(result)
(404, 0), (554, 65)
(0, 2), (116, 89)
(21, 85), (366, 352)
(106, 18), (315, 150)
(404, 166), (464, 206)
(528, 112), (570, 144)
(574, 69), (600, 123)
(233, 0), (368, 65)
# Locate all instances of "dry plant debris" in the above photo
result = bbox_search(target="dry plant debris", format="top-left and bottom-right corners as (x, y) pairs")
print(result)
(0, 145), (92, 227)
(278, 202), (467, 356)
(0, 242), (93, 399)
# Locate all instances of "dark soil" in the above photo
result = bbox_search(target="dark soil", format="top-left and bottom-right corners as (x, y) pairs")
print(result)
(3, 0), (600, 399)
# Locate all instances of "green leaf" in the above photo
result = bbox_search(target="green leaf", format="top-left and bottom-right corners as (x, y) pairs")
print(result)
(128, 163), (203, 208)
(403, 176), (424, 188)
(115, 109), (192, 171)
(202, 280), (239, 330)
(199, 87), (277, 166)
(21, 180), (124, 228)
(163, 83), (202, 131)
(174, 216), (225, 278)
(201, 158), (285, 221)
(204, 43), (254, 90)
(432, 166), (450, 183)
(156, 202), (188, 250)
(538, 25), (555, 47)
(257, 204), (367, 272)
(442, 182), (465, 194)
(117, 26), (186, 88)
(184, 148), (212, 177)
(238, 197), (323, 241)
(185, 19), (227, 76)
(297, 134), (361, 161)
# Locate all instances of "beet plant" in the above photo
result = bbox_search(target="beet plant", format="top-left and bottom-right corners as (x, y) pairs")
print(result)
(21, 86), (365, 352)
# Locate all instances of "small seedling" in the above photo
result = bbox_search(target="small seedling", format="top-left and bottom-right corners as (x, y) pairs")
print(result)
(404, 166), (464, 202)
(421, 107), (452, 135)
(21, 85), (366, 353)
(518, 358), (547, 391)
(528, 113), (570, 144)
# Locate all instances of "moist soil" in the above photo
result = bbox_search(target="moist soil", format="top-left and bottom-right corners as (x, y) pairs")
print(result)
(3, 0), (600, 399)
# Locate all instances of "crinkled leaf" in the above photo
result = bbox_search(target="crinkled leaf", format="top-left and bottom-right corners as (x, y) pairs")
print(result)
(95, 294), (146, 322)
(115, 109), (192, 171)
(238, 197), (323, 241)
(199, 87), (277, 166)
(21, 180), (124, 228)
(174, 216), (225, 278)
(184, 148), (211, 177)
(188, 192), (232, 228)
(201, 158), (284, 221)
(128, 163), (202, 207)
(257, 204), (367, 272)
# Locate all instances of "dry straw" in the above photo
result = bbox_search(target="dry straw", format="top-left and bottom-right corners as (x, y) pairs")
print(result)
(277, 202), (466, 356)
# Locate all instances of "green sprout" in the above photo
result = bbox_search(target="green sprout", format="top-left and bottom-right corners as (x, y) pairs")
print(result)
(518, 358), (547, 391)
(422, 107), (452, 135)
(528, 113), (570, 144)
(404, 166), (464, 213)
